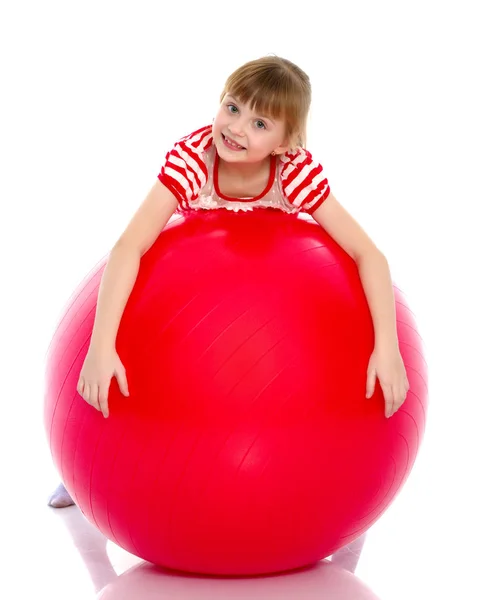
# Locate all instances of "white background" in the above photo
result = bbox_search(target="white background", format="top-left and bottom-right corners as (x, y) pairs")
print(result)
(1, 1), (478, 598)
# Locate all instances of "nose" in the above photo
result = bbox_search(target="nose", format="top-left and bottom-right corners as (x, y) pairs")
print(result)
(228, 119), (246, 138)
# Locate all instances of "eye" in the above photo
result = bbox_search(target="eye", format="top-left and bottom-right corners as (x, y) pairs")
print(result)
(255, 120), (266, 130)
(227, 104), (239, 114)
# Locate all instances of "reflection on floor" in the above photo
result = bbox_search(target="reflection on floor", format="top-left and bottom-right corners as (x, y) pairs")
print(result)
(54, 503), (378, 600)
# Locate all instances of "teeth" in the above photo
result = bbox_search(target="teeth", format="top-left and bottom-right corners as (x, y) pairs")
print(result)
(225, 135), (243, 149)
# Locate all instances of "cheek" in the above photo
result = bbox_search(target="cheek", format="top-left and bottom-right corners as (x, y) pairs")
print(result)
(212, 111), (226, 134)
(212, 120), (222, 141)
(251, 131), (275, 150)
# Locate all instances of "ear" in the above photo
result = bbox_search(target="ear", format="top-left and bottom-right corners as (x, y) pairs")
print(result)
(272, 139), (293, 156)
(273, 130), (301, 155)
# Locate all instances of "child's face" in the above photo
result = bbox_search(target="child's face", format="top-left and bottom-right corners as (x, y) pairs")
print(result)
(212, 94), (290, 164)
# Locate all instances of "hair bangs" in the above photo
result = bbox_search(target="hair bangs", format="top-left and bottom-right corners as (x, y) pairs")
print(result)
(228, 73), (295, 123)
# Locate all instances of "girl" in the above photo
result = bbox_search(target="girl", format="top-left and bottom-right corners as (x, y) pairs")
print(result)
(48, 55), (409, 509)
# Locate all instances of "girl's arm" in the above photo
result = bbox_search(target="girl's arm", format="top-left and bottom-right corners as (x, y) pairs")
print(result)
(311, 192), (397, 348)
(311, 193), (409, 418)
(90, 179), (178, 352)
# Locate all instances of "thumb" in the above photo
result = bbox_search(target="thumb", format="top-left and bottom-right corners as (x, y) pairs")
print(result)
(115, 360), (130, 397)
(366, 367), (376, 398)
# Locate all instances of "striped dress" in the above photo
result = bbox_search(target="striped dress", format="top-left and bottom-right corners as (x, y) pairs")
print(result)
(158, 125), (330, 215)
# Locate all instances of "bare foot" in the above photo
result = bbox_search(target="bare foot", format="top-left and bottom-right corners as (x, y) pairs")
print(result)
(47, 482), (75, 508)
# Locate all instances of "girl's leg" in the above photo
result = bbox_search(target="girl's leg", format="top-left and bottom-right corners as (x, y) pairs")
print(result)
(47, 482), (75, 508)
(330, 532), (367, 573)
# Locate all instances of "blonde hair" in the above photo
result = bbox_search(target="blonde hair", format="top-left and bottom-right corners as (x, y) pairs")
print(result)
(220, 56), (311, 150)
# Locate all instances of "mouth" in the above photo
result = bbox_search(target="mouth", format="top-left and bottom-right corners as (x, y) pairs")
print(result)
(222, 134), (246, 151)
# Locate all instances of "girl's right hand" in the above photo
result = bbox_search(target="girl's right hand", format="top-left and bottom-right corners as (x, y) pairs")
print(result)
(76, 346), (129, 418)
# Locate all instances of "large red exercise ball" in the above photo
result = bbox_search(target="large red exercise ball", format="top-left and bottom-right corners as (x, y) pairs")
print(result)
(44, 209), (428, 576)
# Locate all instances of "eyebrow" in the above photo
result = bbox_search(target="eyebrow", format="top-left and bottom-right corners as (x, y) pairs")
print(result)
(226, 95), (276, 124)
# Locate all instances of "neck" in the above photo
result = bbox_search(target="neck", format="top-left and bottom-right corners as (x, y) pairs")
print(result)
(218, 155), (272, 180)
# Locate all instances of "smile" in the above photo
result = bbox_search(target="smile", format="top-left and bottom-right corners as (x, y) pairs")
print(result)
(222, 134), (245, 151)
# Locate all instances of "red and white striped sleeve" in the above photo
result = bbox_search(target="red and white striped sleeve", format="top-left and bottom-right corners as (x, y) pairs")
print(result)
(158, 125), (213, 209)
(279, 148), (331, 214)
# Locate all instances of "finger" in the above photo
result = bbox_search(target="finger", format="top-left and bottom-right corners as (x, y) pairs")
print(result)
(397, 382), (409, 410)
(399, 385), (407, 409)
(366, 369), (376, 398)
(391, 385), (402, 416)
(98, 381), (111, 419)
(402, 382), (409, 405)
(383, 385), (394, 418)
(77, 376), (85, 396)
(83, 383), (91, 404)
(116, 364), (129, 397)
(90, 383), (100, 411)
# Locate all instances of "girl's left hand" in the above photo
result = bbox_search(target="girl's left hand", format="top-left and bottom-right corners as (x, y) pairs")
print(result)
(365, 345), (410, 418)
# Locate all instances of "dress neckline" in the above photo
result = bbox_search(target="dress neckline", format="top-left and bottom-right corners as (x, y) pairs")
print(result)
(213, 150), (276, 202)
